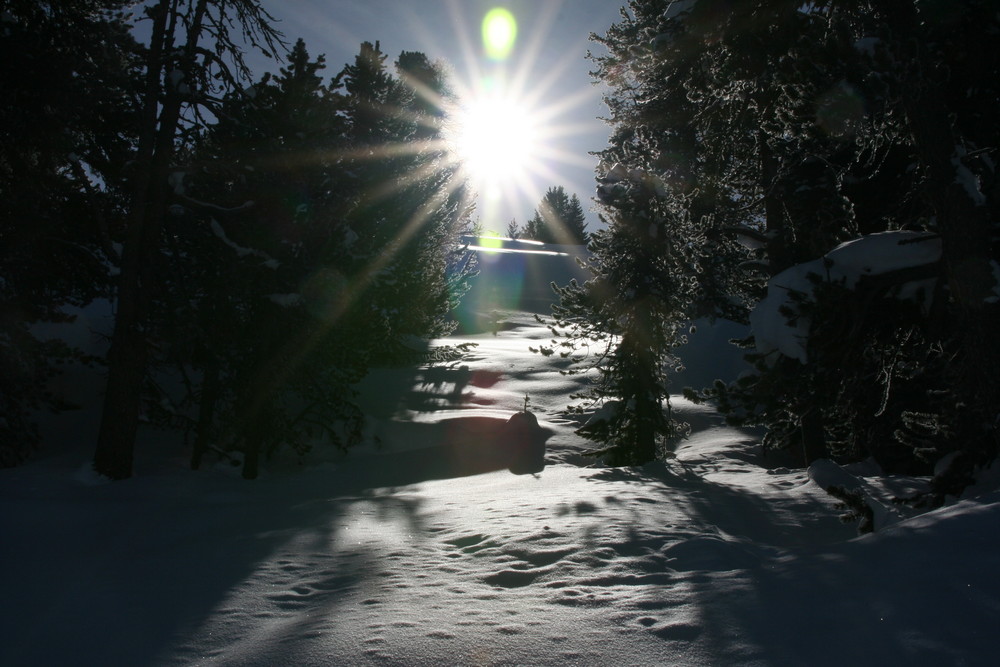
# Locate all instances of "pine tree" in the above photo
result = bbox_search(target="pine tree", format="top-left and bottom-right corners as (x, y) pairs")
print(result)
(522, 186), (589, 245)
(582, 0), (999, 490)
(543, 189), (701, 464)
(686, 0), (1000, 482)
(0, 1), (138, 465)
(506, 219), (521, 240)
(339, 43), (472, 349)
(171, 40), (472, 478)
(92, 0), (284, 480)
(876, 0), (1000, 489)
(537, 0), (760, 465)
(161, 37), (354, 476)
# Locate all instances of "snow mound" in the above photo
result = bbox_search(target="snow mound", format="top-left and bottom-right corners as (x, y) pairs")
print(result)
(752, 231), (941, 363)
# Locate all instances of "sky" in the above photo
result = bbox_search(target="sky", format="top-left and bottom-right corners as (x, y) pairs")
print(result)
(260, 0), (627, 235)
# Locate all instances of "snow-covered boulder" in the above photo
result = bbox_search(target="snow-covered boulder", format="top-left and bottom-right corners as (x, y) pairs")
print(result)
(751, 231), (941, 364)
(504, 411), (546, 475)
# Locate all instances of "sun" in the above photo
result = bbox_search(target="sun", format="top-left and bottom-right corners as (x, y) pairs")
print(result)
(424, 4), (599, 232)
(453, 93), (539, 192)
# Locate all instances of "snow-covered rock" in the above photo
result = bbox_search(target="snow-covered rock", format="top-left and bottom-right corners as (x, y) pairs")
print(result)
(751, 231), (941, 363)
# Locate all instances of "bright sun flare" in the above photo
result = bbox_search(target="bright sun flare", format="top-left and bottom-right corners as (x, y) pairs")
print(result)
(454, 95), (538, 191)
(427, 4), (596, 230)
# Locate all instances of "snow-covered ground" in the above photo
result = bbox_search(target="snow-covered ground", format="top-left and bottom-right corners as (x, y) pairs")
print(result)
(2, 312), (998, 666)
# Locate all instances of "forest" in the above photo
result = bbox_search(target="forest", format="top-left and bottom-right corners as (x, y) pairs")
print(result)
(3, 1), (483, 480)
(546, 0), (999, 504)
(4, 0), (999, 497)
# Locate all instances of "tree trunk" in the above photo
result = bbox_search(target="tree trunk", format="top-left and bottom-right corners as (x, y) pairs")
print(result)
(93, 1), (170, 479)
(242, 424), (262, 480)
(93, 290), (145, 479)
(93, 0), (207, 479)
(634, 344), (659, 465)
(888, 0), (1000, 462)
(760, 130), (791, 274)
(190, 353), (221, 470)
(800, 409), (826, 467)
(236, 388), (281, 480)
(761, 129), (830, 465)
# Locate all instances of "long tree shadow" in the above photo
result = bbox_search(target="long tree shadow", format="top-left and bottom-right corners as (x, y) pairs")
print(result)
(3, 411), (549, 667)
(1, 464), (425, 666)
(349, 416), (553, 489)
(356, 359), (506, 418)
(586, 455), (850, 551)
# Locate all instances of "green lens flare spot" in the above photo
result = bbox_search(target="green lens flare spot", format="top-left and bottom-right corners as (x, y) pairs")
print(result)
(480, 235), (503, 250)
(482, 8), (517, 61)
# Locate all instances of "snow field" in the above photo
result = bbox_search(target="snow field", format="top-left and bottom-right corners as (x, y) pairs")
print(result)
(2, 314), (998, 666)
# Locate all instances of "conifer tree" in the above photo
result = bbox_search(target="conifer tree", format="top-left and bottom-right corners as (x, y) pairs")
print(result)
(523, 186), (589, 245)
(162, 37), (353, 475)
(93, 0), (284, 480)
(544, 188), (701, 464)
(538, 0), (756, 464)
(676, 0), (1000, 483)
(576, 0), (999, 488)
(506, 219), (521, 240)
(171, 40), (472, 478)
(0, 1), (138, 465)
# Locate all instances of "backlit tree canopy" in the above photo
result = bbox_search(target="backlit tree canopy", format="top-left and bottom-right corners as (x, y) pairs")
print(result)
(550, 0), (999, 490)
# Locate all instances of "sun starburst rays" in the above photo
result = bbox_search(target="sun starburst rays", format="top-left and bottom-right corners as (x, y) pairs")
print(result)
(415, 2), (597, 233)
(275, 1), (595, 318)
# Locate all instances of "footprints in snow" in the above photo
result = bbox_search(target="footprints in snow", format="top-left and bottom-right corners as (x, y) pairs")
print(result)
(637, 616), (703, 641)
(444, 533), (498, 555)
(258, 495), (751, 655)
(266, 570), (356, 611)
(443, 524), (760, 596)
(444, 531), (579, 589)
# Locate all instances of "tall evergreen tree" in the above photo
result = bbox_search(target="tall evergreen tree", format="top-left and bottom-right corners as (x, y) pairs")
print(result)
(876, 0), (1000, 488)
(523, 186), (589, 245)
(0, 1), (139, 465)
(679, 0), (1000, 484)
(544, 189), (702, 464)
(160, 37), (352, 476)
(169, 40), (472, 478)
(538, 0), (758, 464)
(93, 0), (284, 480)
(573, 0), (999, 489)
(505, 219), (521, 240)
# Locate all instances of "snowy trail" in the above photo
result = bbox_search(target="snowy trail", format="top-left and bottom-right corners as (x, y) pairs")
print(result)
(2, 315), (999, 666)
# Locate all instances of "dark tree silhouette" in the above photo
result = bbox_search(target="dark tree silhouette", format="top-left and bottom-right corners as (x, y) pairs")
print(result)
(523, 186), (588, 245)
(0, 0), (138, 466)
(168, 40), (473, 478)
(550, 0), (999, 485)
(93, 0), (285, 480)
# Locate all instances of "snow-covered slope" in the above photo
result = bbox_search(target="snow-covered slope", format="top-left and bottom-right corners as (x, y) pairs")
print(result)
(2, 314), (997, 666)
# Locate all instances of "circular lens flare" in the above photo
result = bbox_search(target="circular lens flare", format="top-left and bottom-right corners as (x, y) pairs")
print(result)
(482, 8), (517, 60)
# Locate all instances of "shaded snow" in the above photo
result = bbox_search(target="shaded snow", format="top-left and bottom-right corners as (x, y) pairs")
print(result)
(2, 313), (998, 666)
(751, 231), (941, 363)
(952, 144), (987, 206)
(663, 0), (697, 22)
